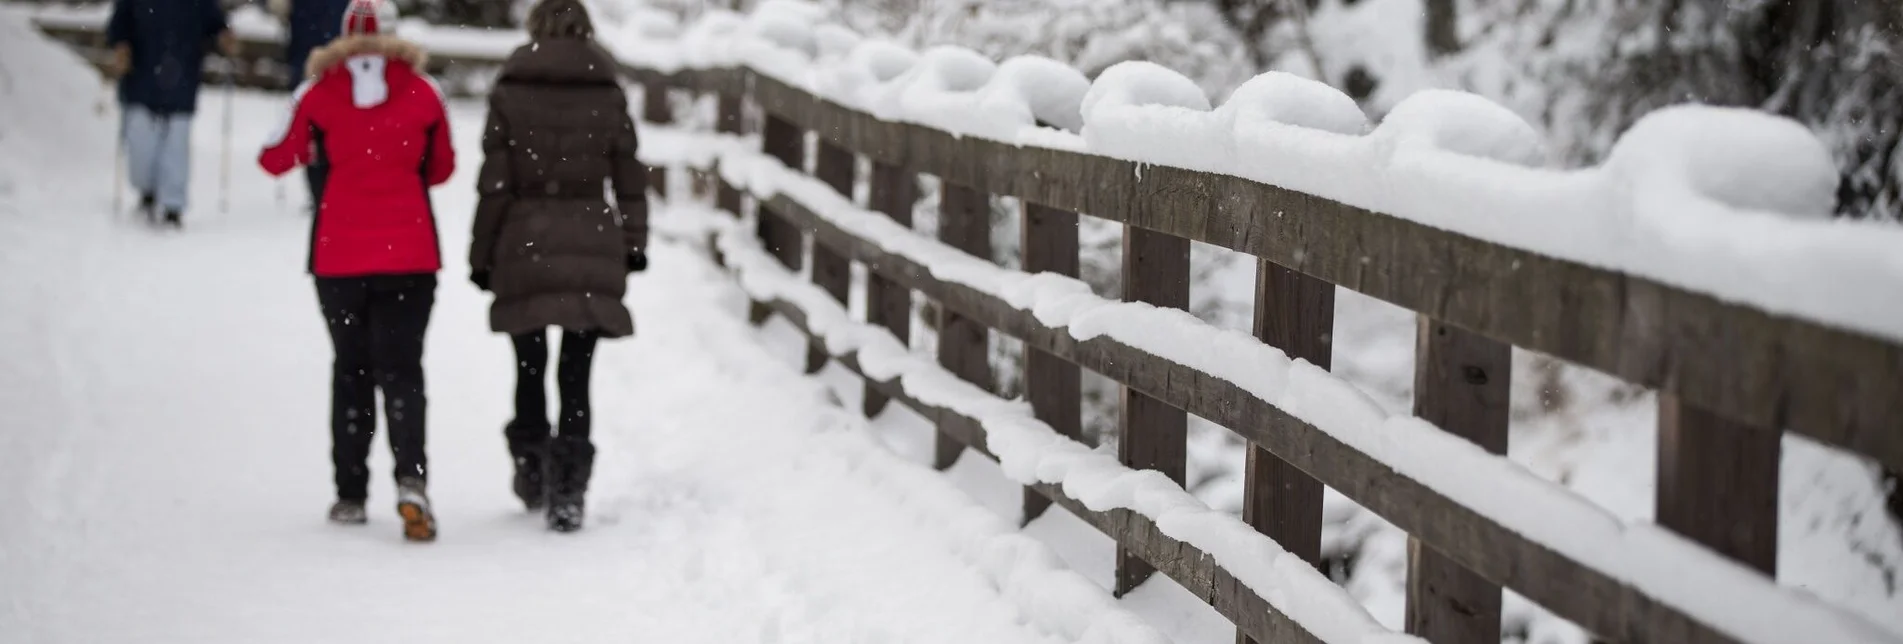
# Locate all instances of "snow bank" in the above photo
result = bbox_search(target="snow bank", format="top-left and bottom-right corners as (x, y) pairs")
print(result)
(650, 123), (1903, 644)
(0, 8), (117, 206)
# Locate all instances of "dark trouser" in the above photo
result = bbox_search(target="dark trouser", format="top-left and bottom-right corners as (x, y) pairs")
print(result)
(507, 329), (600, 504)
(315, 275), (437, 501)
(509, 329), (599, 440)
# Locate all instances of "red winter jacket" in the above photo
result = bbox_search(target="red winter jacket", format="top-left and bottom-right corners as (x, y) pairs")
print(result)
(259, 35), (454, 277)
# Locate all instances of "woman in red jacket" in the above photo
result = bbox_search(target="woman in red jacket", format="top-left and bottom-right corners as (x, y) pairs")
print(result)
(259, 0), (454, 543)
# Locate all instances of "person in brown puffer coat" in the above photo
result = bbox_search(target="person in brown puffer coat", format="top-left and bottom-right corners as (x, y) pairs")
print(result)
(467, 0), (648, 533)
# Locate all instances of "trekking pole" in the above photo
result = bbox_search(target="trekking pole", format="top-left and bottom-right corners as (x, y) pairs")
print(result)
(220, 72), (235, 214)
(106, 78), (124, 217)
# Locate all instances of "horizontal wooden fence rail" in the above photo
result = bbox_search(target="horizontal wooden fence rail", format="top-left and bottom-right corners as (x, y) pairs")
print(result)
(38, 15), (1903, 644)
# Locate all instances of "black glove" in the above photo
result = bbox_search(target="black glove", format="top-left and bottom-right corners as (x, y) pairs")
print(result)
(627, 250), (648, 273)
(470, 270), (492, 291)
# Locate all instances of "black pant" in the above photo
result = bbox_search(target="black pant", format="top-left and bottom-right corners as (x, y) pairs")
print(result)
(315, 275), (436, 501)
(510, 329), (599, 441)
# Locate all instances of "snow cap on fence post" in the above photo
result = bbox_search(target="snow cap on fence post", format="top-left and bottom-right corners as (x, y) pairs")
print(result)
(815, 38), (914, 107)
(677, 10), (745, 68)
(984, 55), (1091, 133)
(1605, 105), (1837, 220)
(1371, 89), (1546, 167)
(867, 45), (997, 125)
(1217, 71), (1367, 136)
(1078, 61), (1216, 169)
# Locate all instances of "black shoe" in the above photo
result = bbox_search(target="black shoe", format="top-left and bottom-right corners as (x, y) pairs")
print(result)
(162, 210), (182, 228)
(544, 435), (595, 533)
(505, 421), (549, 511)
(547, 500), (584, 532)
(328, 499), (367, 525)
(138, 194), (155, 222)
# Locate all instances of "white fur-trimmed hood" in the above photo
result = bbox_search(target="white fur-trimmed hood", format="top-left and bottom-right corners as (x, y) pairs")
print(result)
(305, 34), (428, 79)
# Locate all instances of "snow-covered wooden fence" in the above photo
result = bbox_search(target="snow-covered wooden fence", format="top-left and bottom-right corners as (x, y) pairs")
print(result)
(35, 13), (1903, 644)
(651, 67), (1903, 644)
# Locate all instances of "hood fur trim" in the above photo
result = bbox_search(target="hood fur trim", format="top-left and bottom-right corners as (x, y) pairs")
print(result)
(306, 35), (428, 79)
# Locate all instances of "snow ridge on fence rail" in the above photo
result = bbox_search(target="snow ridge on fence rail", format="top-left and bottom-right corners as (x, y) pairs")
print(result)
(635, 123), (1903, 644)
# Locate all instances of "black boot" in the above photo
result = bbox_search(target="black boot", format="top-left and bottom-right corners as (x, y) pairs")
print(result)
(545, 435), (595, 533)
(504, 420), (549, 510)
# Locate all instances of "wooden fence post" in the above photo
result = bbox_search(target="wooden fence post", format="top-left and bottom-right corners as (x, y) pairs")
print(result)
(1657, 396), (1780, 573)
(1237, 261), (1333, 644)
(863, 162), (915, 417)
(641, 81), (673, 200)
(936, 180), (992, 470)
(807, 139), (855, 373)
(751, 114), (805, 325)
(715, 94), (744, 217)
(1115, 225), (1190, 596)
(1020, 202), (1082, 524)
(1406, 318), (1509, 644)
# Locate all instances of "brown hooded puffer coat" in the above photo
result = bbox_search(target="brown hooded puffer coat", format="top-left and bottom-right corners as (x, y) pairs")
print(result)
(470, 38), (647, 338)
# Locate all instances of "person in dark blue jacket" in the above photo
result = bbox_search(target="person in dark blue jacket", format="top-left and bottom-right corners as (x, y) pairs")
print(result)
(282, 0), (351, 88)
(271, 0), (352, 214)
(106, 0), (235, 226)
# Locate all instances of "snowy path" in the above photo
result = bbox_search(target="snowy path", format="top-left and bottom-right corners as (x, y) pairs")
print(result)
(0, 21), (1160, 641)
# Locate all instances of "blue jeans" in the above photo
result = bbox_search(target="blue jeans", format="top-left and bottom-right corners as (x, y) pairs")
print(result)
(122, 104), (194, 213)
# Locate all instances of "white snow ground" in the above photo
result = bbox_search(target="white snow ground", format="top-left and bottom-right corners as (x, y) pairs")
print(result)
(0, 13), (1181, 643)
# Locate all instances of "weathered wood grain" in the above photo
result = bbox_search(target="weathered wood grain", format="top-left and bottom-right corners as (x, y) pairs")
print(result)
(1657, 394), (1781, 574)
(1239, 260), (1333, 644)
(862, 161), (916, 417)
(1116, 224), (1190, 596)
(806, 139), (855, 373)
(1407, 318), (1511, 644)
(936, 180), (992, 470)
(1020, 202), (1082, 523)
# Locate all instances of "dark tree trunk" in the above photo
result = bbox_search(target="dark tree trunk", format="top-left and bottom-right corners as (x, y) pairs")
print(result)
(1424, 0), (1459, 57)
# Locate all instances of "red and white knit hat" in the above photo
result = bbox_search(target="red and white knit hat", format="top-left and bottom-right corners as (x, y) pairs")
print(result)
(340, 0), (398, 36)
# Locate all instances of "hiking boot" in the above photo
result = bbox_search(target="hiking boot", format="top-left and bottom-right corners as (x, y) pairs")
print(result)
(548, 500), (584, 533)
(395, 477), (436, 542)
(544, 435), (595, 533)
(504, 421), (549, 511)
(328, 499), (367, 525)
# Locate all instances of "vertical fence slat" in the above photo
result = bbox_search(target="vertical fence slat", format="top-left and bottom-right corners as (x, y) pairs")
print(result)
(640, 82), (673, 200)
(1020, 202), (1082, 524)
(863, 161), (916, 417)
(1657, 395), (1780, 574)
(1115, 226), (1190, 596)
(936, 180), (993, 470)
(1406, 318), (1510, 644)
(1238, 261), (1333, 644)
(714, 94), (744, 217)
(806, 140), (855, 373)
(751, 114), (805, 325)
